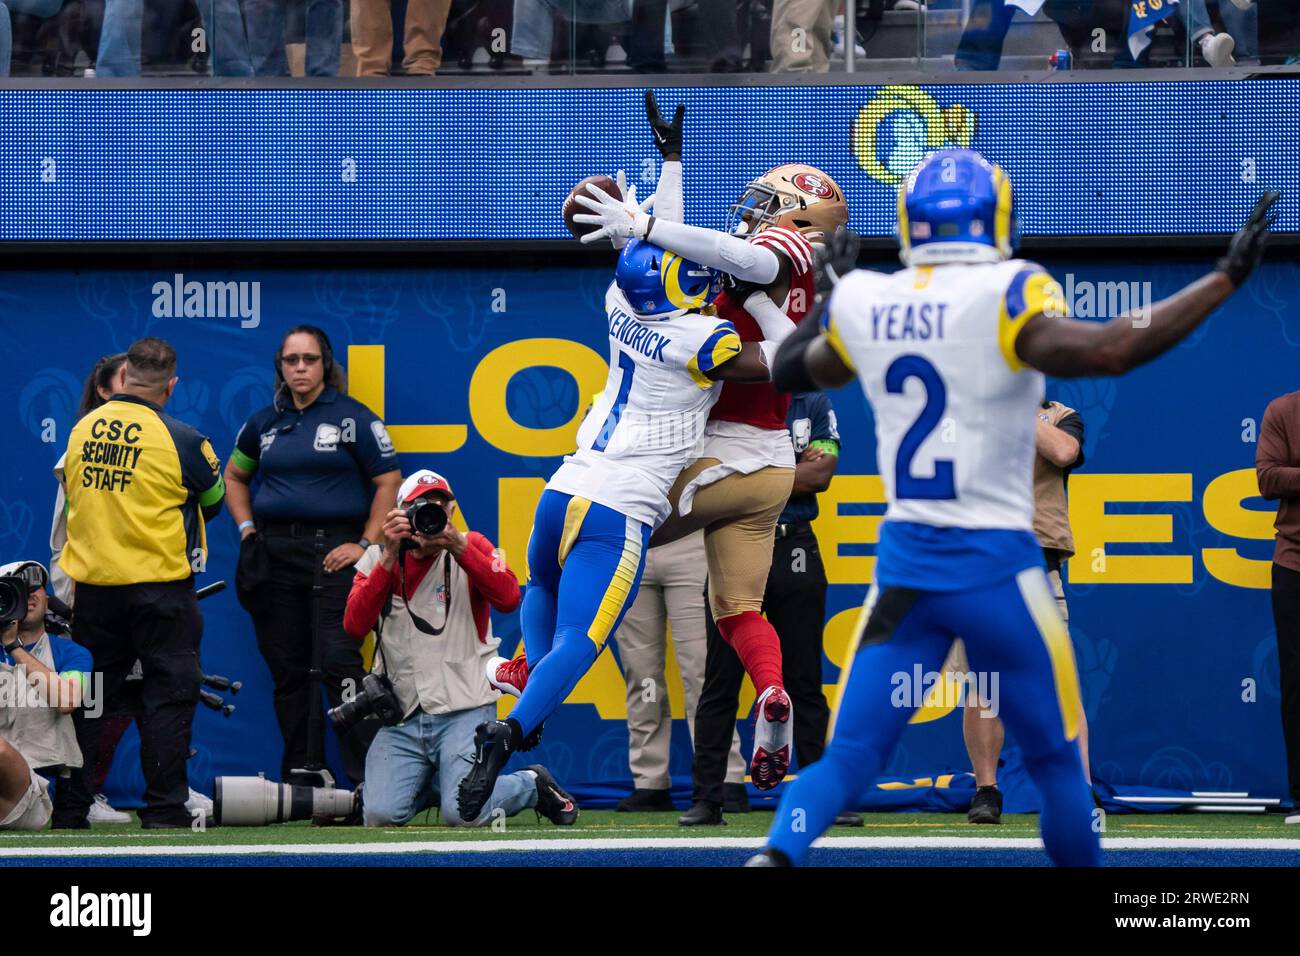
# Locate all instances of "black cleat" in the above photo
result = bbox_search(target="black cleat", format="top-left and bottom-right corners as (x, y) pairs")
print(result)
(528, 765), (578, 826)
(678, 800), (726, 827)
(968, 785), (1003, 824)
(722, 783), (751, 813)
(744, 848), (792, 867)
(616, 787), (674, 812)
(834, 812), (865, 827)
(457, 719), (522, 822)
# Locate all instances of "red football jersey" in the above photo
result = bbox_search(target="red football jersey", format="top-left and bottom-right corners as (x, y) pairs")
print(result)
(709, 227), (816, 431)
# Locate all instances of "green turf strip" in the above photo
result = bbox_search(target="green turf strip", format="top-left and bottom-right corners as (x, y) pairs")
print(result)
(1, 811), (1298, 848)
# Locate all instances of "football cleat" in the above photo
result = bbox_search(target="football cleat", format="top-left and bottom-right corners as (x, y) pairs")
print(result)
(457, 719), (521, 823)
(968, 785), (1003, 824)
(528, 765), (579, 826)
(751, 685), (793, 791)
(486, 655), (529, 697)
(744, 848), (792, 867)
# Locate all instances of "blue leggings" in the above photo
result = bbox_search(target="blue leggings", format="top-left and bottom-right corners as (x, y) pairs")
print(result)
(767, 567), (1101, 866)
(511, 490), (650, 736)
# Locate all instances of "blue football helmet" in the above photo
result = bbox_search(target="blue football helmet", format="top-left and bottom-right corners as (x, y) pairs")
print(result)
(896, 149), (1019, 266)
(616, 240), (721, 318)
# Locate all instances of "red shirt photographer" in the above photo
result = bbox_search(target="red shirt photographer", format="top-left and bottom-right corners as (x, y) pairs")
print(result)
(343, 470), (520, 717)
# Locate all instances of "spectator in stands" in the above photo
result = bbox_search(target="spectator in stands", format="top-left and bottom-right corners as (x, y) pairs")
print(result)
(245, 0), (340, 75)
(770, 0), (833, 72)
(0, 560), (92, 831)
(1218, 0), (1258, 66)
(344, 470), (579, 827)
(98, 0), (253, 75)
(958, 399), (1087, 824)
(1256, 388), (1300, 825)
(509, 0), (629, 65)
(225, 325), (400, 788)
(613, 531), (749, 812)
(0, 0), (62, 76)
(351, 0), (449, 75)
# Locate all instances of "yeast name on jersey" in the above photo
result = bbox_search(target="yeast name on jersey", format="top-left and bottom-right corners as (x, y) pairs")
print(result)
(870, 301), (950, 341)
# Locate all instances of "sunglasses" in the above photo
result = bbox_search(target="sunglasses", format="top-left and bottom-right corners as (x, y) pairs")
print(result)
(280, 353), (323, 368)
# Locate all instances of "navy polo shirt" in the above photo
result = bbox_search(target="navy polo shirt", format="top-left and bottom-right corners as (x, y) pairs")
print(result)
(231, 387), (399, 523)
(779, 392), (841, 525)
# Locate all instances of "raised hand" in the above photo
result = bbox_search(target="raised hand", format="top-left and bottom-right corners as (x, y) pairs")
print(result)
(573, 173), (656, 246)
(645, 89), (684, 160)
(1217, 190), (1280, 287)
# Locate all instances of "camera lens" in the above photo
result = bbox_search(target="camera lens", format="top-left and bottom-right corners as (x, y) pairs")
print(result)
(0, 577), (25, 625)
(408, 499), (448, 536)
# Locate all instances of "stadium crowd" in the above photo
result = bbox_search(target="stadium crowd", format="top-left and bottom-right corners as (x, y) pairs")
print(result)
(1, 0), (1293, 78)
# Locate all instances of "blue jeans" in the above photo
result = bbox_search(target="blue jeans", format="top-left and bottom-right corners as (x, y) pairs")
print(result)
(0, 0), (65, 76)
(510, 0), (630, 59)
(363, 703), (538, 827)
(1219, 0), (1258, 63)
(244, 0), (340, 75)
(98, 0), (254, 75)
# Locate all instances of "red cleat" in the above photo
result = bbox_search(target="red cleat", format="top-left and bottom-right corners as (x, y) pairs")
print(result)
(486, 655), (529, 697)
(751, 685), (793, 791)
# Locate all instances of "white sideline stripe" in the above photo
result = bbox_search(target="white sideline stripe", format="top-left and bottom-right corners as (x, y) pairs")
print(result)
(0, 836), (1298, 857)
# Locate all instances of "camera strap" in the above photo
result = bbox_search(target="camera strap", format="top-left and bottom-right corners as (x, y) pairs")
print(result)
(395, 553), (451, 637)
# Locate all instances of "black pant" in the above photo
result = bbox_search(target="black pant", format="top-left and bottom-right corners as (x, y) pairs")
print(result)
(253, 524), (376, 787)
(1270, 563), (1300, 804)
(49, 710), (96, 828)
(691, 524), (831, 805)
(74, 579), (201, 826)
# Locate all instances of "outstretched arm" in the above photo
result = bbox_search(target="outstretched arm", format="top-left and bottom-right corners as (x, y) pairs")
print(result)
(1015, 192), (1279, 378)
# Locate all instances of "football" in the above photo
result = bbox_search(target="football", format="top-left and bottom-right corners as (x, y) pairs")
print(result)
(563, 174), (621, 238)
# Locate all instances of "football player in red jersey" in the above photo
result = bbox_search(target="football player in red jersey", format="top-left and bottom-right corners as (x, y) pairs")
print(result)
(575, 92), (849, 791)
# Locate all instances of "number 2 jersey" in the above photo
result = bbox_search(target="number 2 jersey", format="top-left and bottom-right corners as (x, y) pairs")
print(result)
(824, 259), (1067, 589)
(546, 283), (742, 529)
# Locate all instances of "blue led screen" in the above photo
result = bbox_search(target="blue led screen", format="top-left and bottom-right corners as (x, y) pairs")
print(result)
(0, 81), (1295, 241)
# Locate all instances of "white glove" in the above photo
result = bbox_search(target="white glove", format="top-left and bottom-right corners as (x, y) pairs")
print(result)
(573, 169), (655, 246)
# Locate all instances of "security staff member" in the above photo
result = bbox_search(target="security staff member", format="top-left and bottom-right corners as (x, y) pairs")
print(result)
(680, 391), (844, 826)
(225, 325), (401, 787)
(60, 337), (225, 829)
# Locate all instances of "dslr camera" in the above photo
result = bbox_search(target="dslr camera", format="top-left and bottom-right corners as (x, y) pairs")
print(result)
(401, 496), (447, 550)
(326, 672), (403, 733)
(0, 576), (26, 626)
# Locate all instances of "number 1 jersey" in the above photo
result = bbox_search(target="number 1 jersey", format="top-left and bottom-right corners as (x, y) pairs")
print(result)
(546, 283), (742, 529)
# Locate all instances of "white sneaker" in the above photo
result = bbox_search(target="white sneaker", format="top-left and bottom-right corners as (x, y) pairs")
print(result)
(1285, 811), (1300, 824)
(1228, 0), (1253, 10)
(894, 0), (924, 10)
(832, 15), (866, 58)
(88, 793), (131, 824)
(751, 685), (793, 791)
(485, 655), (529, 697)
(1199, 32), (1236, 68)
(186, 788), (214, 818)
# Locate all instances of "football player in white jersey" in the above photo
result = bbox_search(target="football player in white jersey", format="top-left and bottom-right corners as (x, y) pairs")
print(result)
(746, 148), (1277, 866)
(576, 93), (850, 793)
(457, 171), (777, 823)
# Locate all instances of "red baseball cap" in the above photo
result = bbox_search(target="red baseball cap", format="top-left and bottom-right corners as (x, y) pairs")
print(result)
(398, 469), (455, 504)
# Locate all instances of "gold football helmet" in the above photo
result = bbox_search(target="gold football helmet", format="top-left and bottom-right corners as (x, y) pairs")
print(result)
(727, 164), (849, 242)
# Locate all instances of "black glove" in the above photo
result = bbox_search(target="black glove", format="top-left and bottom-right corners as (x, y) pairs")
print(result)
(645, 89), (683, 160)
(814, 226), (861, 295)
(1217, 191), (1280, 287)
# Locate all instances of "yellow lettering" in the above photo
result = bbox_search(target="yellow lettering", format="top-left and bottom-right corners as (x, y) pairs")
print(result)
(1067, 474), (1193, 584)
(1202, 468), (1273, 589)
(812, 475), (886, 585)
(347, 345), (468, 453)
(497, 478), (545, 584)
(469, 339), (607, 457)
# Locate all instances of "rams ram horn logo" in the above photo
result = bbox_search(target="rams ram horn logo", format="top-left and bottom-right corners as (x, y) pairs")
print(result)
(851, 85), (978, 186)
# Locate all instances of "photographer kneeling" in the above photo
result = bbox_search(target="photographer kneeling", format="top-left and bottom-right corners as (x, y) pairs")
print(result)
(0, 561), (91, 831)
(342, 471), (578, 828)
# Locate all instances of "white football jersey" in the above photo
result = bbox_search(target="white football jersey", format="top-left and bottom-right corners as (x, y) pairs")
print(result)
(547, 283), (742, 528)
(825, 259), (1066, 532)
